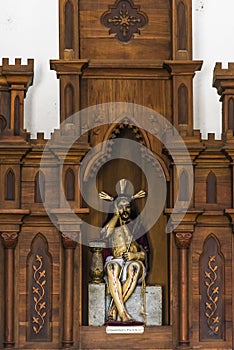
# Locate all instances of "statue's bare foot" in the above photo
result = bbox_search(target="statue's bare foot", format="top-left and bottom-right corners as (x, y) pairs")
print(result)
(120, 310), (134, 323)
(107, 306), (117, 321)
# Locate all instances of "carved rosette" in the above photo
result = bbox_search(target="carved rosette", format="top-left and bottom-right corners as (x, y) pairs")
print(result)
(175, 232), (192, 249)
(1, 232), (19, 249)
(101, 0), (148, 43)
(61, 232), (78, 249)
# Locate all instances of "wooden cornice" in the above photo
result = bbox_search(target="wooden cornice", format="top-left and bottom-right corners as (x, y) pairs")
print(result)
(165, 209), (203, 233)
(50, 59), (89, 77)
(164, 60), (203, 76)
(82, 59), (170, 79)
(0, 209), (30, 232)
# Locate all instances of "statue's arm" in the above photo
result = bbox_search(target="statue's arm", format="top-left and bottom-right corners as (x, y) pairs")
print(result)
(100, 213), (119, 238)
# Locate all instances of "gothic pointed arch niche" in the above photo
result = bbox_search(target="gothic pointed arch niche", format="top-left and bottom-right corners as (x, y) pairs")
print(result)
(5, 168), (15, 200)
(82, 119), (170, 326)
(14, 95), (21, 136)
(35, 171), (45, 203)
(228, 97), (234, 130)
(177, 1), (187, 51)
(206, 171), (217, 204)
(65, 168), (75, 201)
(64, 83), (75, 121)
(64, 0), (74, 50)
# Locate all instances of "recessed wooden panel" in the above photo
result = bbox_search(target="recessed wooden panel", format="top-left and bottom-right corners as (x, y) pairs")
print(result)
(79, 0), (171, 60)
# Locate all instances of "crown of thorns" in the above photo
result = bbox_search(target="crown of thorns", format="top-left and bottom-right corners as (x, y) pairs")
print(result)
(99, 179), (146, 202)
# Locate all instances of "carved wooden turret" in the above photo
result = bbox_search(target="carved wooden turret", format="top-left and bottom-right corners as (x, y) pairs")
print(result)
(213, 62), (234, 137)
(0, 58), (33, 136)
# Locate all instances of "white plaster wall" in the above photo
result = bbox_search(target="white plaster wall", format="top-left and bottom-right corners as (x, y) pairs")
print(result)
(0, 0), (233, 139)
(0, 0), (59, 138)
(193, 0), (234, 138)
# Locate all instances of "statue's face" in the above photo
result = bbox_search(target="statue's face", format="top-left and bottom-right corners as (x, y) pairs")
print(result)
(115, 197), (131, 222)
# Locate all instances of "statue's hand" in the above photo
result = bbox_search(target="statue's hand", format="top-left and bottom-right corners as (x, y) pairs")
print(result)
(122, 252), (136, 261)
(100, 213), (119, 239)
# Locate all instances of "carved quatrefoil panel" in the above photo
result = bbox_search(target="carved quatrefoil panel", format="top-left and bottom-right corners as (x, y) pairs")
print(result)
(101, 0), (148, 43)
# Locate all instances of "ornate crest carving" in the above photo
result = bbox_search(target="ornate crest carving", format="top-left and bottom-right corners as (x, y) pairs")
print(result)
(101, 0), (148, 43)
(1, 232), (18, 249)
(175, 232), (192, 249)
(61, 232), (78, 249)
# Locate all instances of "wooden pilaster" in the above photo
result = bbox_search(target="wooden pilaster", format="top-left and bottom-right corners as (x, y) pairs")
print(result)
(175, 232), (192, 347)
(1, 232), (18, 348)
(61, 233), (77, 348)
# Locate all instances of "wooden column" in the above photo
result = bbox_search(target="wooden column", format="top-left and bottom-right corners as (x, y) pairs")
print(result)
(61, 233), (77, 348)
(175, 232), (192, 347)
(1, 232), (19, 348)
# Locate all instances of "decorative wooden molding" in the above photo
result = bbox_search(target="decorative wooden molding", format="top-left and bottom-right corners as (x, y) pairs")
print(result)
(175, 232), (192, 249)
(82, 60), (170, 80)
(101, 0), (148, 43)
(1, 232), (18, 249)
(50, 59), (89, 78)
(164, 60), (203, 76)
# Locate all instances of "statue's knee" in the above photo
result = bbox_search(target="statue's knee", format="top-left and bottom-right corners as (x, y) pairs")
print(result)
(128, 262), (141, 276)
(106, 261), (120, 276)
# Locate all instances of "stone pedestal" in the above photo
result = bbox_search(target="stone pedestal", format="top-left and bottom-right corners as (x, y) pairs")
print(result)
(88, 283), (162, 326)
(88, 283), (106, 326)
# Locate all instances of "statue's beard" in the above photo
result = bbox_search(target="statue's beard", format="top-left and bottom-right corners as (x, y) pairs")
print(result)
(120, 211), (130, 221)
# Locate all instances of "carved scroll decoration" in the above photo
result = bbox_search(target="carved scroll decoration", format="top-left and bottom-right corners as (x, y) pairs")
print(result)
(101, 0), (148, 43)
(204, 255), (220, 334)
(32, 255), (47, 334)
(27, 233), (52, 342)
(200, 234), (224, 340)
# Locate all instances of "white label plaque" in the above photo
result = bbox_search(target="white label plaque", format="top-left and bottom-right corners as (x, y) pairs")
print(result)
(106, 326), (144, 334)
